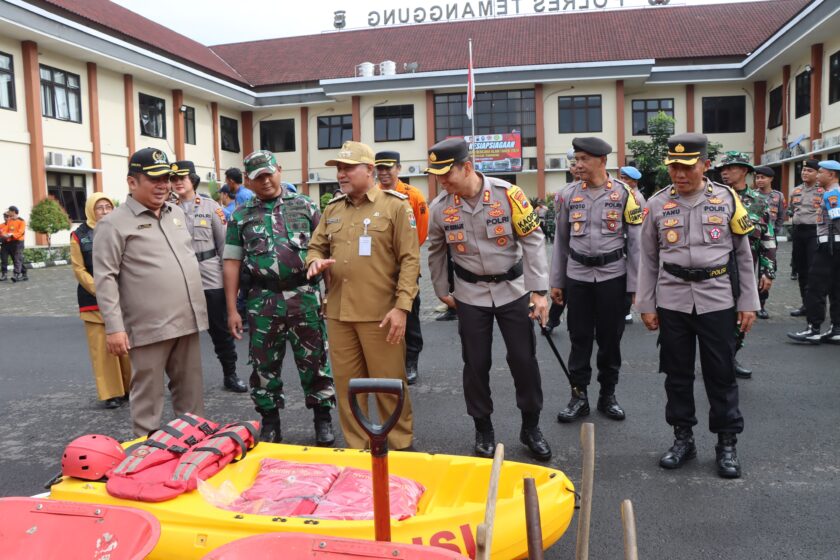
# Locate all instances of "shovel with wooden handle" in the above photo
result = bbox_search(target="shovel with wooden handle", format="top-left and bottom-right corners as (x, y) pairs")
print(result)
(575, 422), (595, 560)
(621, 499), (639, 560)
(475, 443), (504, 560)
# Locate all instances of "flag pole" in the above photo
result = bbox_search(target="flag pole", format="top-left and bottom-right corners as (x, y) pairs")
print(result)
(468, 38), (476, 168)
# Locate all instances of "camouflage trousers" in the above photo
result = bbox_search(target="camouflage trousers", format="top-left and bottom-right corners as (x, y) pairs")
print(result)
(246, 287), (335, 414)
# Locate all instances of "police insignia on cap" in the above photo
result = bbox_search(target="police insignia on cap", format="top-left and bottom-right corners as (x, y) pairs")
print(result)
(153, 150), (165, 162)
(675, 144), (685, 153)
(430, 152), (438, 162)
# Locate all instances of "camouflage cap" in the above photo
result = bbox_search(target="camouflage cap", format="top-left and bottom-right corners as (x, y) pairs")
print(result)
(325, 141), (375, 166)
(718, 151), (754, 171)
(244, 150), (279, 180)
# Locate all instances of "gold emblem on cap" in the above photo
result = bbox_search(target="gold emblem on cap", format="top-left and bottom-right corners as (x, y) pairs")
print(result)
(153, 150), (165, 162)
(674, 144), (685, 153)
(430, 152), (438, 162)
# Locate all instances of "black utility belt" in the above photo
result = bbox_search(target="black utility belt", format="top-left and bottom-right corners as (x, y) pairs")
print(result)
(453, 260), (523, 284)
(664, 262), (728, 282)
(570, 247), (625, 267)
(251, 275), (309, 292)
(195, 249), (217, 262)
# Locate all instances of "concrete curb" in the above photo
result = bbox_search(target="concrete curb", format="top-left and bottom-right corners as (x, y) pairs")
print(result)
(25, 260), (68, 269)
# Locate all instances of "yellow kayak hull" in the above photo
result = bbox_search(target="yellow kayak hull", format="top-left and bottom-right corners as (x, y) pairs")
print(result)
(49, 442), (576, 560)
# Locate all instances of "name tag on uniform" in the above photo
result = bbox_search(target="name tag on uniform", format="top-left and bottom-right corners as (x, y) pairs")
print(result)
(137, 223), (152, 229)
(359, 236), (372, 256)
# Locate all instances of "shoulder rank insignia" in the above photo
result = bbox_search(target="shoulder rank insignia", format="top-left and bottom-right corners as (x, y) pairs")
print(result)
(327, 193), (347, 205)
(383, 189), (408, 200)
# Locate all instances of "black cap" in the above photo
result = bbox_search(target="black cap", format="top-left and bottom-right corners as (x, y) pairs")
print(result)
(374, 151), (401, 167)
(572, 137), (612, 157)
(664, 133), (708, 166)
(754, 166), (775, 178)
(803, 158), (820, 171)
(129, 148), (172, 177)
(425, 138), (470, 175)
(171, 160), (196, 177)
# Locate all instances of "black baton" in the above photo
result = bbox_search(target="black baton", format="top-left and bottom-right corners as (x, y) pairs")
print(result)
(539, 323), (574, 387)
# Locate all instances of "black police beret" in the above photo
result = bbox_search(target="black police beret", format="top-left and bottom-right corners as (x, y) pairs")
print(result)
(754, 166), (775, 177)
(572, 137), (612, 157)
(803, 159), (820, 171)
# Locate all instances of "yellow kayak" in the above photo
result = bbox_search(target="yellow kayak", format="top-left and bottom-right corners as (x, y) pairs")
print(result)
(49, 442), (576, 560)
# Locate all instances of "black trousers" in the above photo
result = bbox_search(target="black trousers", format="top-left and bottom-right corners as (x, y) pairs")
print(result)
(565, 275), (627, 393)
(204, 288), (238, 376)
(805, 244), (840, 329)
(1, 240), (25, 276)
(405, 284), (423, 364)
(455, 293), (543, 419)
(792, 225), (818, 303)
(658, 307), (743, 434)
(548, 302), (565, 324)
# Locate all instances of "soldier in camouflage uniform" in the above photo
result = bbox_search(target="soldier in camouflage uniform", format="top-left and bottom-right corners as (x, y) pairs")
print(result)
(223, 150), (336, 446)
(719, 151), (776, 379)
(753, 166), (786, 319)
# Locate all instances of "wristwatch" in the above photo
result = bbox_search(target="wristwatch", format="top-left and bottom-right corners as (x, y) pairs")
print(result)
(532, 290), (547, 296)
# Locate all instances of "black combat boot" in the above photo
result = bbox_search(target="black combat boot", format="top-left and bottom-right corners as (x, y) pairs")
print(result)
(789, 305), (806, 317)
(556, 387), (590, 423)
(734, 358), (752, 379)
(223, 369), (248, 393)
(259, 409), (282, 443)
(715, 433), (741, 479)
(659, 426), (697, 469)
(473, 417), (495, 459)
(596, 391), (625, 421)
(520, 411), (552, 462)
(405, 357), (419, 386)
(0, 273), (7, 281)
(313, 407), (335, 447)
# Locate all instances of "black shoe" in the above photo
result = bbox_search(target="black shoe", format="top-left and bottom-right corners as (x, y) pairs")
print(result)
(556, 388), (589, 423)
(435, 308), (457, 321)
(520, 426), (552, 462)
(819, 325), (840, 344)
(405, 359), (418, 386)
(789, 306), (806, 317)
(734, 359), (752, 379)
(10, 275), (20, 283)
(624, 313), (634, 325)
(21, 275), (28, 281)
(659, 427), (697, 469)
(715, 433), (741, 479)
(223, 374), (248, 393)
(259, 412), (282, 443)
(544, 318), (560, 335)
(787, 324), (822, 344)
(474, 428), (496, 458)
(0, 274), (6, 281)
(103, 397), (122, 409)
(757, 308), (769, 320)
(313, 409), (335, 447)
(790, 271), (798, 281)
(596, 394), (625, 421)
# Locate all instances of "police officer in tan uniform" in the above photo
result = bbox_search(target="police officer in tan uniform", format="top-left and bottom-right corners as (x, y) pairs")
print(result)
(788, 159), (823, 316)
(551, 138), (643, 424)
(427, 138), (552, 462)
(637, 133), (759, 479)
(170, 160), (247, 393)
(306, 141), (420, 450)
(94, 148), (208, 437)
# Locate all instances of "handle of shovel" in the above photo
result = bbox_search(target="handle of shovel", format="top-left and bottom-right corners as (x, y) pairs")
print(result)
(348, 378), (405, 457)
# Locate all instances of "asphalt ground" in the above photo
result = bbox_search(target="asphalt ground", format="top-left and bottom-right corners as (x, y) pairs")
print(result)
(0, 243), (838, 559)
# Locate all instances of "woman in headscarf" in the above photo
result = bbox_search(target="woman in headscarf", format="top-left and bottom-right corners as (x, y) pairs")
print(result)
(70, 193), (132, 408)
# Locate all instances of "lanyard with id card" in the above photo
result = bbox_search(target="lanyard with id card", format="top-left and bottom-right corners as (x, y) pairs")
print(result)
(359, 218), (372, 256)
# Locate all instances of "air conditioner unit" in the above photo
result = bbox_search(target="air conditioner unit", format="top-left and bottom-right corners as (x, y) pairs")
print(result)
(308, 172), (320, 182)
(207, 171), (217, 181)
(48, 152), (65, 166)
(780, 148), (791, 159)
(812, 139), (824, 151)
(825, 135), (840, 148)
(548, 157), (562, 169)
(70, 155), (84, 167)
(407, 164), (422, 175)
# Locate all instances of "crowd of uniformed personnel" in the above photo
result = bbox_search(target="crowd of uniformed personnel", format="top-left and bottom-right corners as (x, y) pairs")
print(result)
(61, 127), (840, 480)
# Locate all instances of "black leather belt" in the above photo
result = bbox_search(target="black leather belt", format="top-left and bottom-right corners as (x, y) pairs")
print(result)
(664, 262), (728, 282)
(570, 247), (625, 267)
(195, 249), (217, 262)
(251, 275), (308, 292)
(453, 260), (523, 284)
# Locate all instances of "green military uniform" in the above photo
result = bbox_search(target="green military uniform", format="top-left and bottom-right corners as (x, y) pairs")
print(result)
(224, 186), (336, 416)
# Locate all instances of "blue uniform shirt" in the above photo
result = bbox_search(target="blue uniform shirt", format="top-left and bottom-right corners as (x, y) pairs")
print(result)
(234, 184), (255, 206)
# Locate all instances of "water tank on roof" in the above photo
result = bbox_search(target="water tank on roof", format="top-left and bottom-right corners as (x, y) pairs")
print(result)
(357, 62), (375, 77)
(379, 60), (396, 76)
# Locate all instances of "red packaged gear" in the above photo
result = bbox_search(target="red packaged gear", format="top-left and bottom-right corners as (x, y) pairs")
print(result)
(312, 467), (425, 520)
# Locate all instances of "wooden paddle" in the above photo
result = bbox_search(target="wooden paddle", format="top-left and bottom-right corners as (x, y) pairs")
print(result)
(575, 422), (595, 560)
(475, 442), (504, 560)
(621, 499), (639, 560)
(524, 477), (544, 560)
(348, 378), (406, 543)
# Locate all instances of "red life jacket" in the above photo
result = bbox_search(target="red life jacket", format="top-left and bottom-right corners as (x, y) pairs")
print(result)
(106, 414), (258, 503)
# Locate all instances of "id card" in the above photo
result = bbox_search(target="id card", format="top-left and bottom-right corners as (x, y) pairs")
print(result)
(359, 236), (372, 256)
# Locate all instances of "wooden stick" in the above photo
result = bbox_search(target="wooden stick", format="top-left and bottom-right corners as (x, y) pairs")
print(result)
(475, 443), (504, 560)
(524, 477), (544, 560)
(575, 423), (595, 560)
(621, 500), (639, 560)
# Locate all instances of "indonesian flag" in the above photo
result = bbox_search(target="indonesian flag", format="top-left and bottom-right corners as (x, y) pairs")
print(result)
(466, 39), (475, 120)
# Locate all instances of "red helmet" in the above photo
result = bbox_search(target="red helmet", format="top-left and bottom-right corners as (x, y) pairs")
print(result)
(61, 434), (126, 480)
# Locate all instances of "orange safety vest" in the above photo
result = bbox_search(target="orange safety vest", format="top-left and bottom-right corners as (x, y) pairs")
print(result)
(391, 181), (429, 245)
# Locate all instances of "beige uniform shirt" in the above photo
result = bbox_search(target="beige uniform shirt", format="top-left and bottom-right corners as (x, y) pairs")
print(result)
(550, 176), (643, 291)
(636, 179), (760, 315)
(93, 196), (208, 347)
(790, 182), (824, 225)
(428, 174), (548, 307)
(306, 187), (420, 322)
(179, 194), (225, 290)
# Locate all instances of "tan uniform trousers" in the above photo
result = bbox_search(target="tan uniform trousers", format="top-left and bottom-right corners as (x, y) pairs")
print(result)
(326, 319), (413, 450)
(128, 333), (205, 437)
(83, 319), (132, 401)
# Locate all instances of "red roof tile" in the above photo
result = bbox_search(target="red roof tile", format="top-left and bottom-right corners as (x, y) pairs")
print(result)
(211, 0), (810, 87)
(39, 0), (246, 84)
